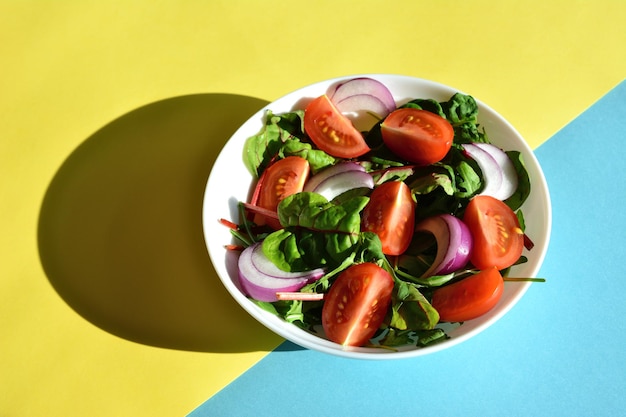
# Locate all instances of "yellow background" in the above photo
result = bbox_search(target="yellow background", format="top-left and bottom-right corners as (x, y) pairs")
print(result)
(2, 1), (624, 416)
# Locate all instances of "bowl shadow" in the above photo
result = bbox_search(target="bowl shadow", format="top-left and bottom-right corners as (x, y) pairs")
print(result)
(37, 93), (286, 352)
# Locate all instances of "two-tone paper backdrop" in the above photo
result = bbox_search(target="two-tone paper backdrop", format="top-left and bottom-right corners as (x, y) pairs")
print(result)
(1, 2), (624, 416)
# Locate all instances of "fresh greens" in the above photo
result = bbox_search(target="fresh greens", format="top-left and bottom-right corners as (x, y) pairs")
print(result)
(262, 192), (369, 272)
(389, 277), (440, 331)
(244, 109), (336, 177)
(229, 90), (532, 350)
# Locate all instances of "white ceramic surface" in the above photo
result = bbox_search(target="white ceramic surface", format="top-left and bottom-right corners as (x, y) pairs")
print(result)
(202, 74), (551, 359)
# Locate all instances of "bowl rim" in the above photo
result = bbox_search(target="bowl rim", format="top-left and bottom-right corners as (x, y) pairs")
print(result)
(202, 73), (552, 359)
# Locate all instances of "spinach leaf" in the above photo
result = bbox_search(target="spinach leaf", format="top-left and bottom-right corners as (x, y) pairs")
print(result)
(516, 208), (526, 232)
(408, 149), (481, 219)
(377, 329), (415, 347)
(279, 139), (336, 174)
(389, 278), (440, 331)
(455, 159), (482, 198)
(442, 93), (479, 125)
(400, 98), (445, 116)
(441, 93), (489, 144)
(261, 228), (315, 272)
(243, 110), (335, 177)
(300, 231), (386, 294)
(278, 192), (368, 233)
(415, 328), (449, 347)
(371, 166), (416, 185)
(504, 150), (531, 211)
(411, 169), (455, 196)
(262, 192), (370, 271)
(244, 110), (302, 176)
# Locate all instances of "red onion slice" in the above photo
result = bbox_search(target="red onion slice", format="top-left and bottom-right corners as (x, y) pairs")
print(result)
(309, 170), (374, 201)
(414, 214), (473, 277)
(304, 161), (364, 193)
(328, 77), (396, 113)
(304, 162), (373, 201)
(474, 143), (519, 201)
(335, 93), (389, 116)
(334, 93), (391, 131)
(462, 143), (503, 199)
(238, 243), (325, 302)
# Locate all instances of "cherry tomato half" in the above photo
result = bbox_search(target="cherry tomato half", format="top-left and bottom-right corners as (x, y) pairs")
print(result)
(431, 267), (504, 322)
(463, 195), (524, 270)
(304, 95), (370, 159)
(322, 263), (394, 347)
(361, 181), (416, 256)
(253, 156), (310, 228)
(381, 108), (453, 166)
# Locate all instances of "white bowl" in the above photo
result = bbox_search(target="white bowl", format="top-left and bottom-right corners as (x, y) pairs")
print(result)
(202, 74), (551, 359)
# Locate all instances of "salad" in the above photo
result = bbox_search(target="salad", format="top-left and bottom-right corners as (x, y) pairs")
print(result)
(219, 77), (538, 349)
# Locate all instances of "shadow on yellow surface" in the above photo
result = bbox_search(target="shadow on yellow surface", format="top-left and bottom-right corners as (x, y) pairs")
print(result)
(37, 93), (286, 352)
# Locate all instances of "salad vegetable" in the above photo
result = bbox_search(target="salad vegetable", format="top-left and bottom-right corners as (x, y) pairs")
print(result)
(252, 155), (310, 229)
(220, 77), (540, 349)
(381, 108), (454, 166)
(413, 214), (473, 277)
(238, 242), (325, 302)
(462, 143), (518, 201)
(303, 161), (374, 201)
(329, 77), (396, 115)
(463, 195), (525, 270)
(321, 262), (394, 347)
(303, 94), (371, 159)
(361, 180), (415, 256)
(431, 266), (504, 322)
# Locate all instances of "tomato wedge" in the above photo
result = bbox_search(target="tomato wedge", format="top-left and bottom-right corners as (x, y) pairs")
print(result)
(381, 108), (453, 166)
(361, 181), (416, 255)
(303, 94), (370, 159)
(322, 263), (394, 347)
(253, 156), (310, 228)
(463, 195), (524, 270)
(431, 267), (504, 322)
